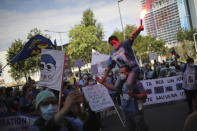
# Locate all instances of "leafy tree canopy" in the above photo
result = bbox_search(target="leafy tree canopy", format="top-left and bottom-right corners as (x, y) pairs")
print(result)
(6, 28), (46, 81)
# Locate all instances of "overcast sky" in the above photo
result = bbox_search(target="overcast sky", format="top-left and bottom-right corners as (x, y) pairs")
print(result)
(0, 0), (145, 51)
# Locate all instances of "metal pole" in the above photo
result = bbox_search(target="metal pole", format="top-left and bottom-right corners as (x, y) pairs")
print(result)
(117, 0), (125, 40)
(193, 33), (197, 53)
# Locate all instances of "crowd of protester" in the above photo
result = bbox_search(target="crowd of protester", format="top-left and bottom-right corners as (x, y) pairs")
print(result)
(0, 56), (197, 131)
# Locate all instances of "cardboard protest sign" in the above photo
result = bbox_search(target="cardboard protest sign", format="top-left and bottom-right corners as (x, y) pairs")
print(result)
(82, 84), (114, 112)
(91, 49), (109, 76)
(141, 75), (186, 105)
(39, 49), (65, 91)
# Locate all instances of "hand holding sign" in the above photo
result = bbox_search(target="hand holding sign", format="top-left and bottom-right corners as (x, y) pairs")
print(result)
(62, 90), (82, 112)
(96, 76), (103, 84)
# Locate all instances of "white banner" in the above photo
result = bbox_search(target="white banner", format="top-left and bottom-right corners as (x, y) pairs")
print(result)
(82, 84), (114, 112)
(39, 49), (65, 91)
(91, 49), (109, 76)
(141, 75), (186, 105)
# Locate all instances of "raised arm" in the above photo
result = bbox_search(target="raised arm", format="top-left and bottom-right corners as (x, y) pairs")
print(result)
(96, 76), (116, 90)
(129, 25), (144, 40)
(100, 67), (112, 83)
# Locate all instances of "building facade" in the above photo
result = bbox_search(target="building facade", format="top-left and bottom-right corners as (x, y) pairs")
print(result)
(141, 0), (190, 46)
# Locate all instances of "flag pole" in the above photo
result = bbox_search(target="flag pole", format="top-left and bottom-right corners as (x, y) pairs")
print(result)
(58, 48), (67, 111)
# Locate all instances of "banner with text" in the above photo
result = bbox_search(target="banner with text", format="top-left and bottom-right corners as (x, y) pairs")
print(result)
(0, 114), (37, 131)
(141, 75), (185, 105)
(82, 84), (114, 112)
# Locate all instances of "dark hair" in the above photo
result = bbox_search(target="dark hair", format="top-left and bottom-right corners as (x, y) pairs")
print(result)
(187, 57), (194, 63)
(108, 35), (119, 43)
(120, 65), (132, 72)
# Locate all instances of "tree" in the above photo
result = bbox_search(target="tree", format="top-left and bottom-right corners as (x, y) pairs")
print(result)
(177, 28), (197, 42)
(81, 9), (105, 48)
(81, 8), (96, 27)
(6, 28), (46, 81)
(6, 39), (40, 81)
(67, 9), (109, 66)
(175, 40), (196, 61)
(67, 24), (99, 65)
(176, 28), (197, 60)
(133, 36), (167, 63)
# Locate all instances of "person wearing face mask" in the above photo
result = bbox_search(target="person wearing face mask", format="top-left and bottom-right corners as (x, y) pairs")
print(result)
(29, 89), (82, 131)
(96, 65), (148, 131)
(100, 25), (144, 96)
(181, 58), (197, 114)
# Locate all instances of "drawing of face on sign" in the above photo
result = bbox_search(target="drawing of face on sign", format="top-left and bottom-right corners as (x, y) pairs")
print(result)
(40, 54), (56, 81)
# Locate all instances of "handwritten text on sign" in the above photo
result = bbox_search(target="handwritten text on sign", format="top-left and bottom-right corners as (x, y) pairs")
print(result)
(82, 84), (114, 112)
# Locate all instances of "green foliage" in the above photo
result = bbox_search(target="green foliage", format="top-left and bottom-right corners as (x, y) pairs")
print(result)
(6, 39), (40, 81)
(67, 8), (110, 66)
(67, 24), (99, 65)
(27, 28), (50, 40)
(177, 28), (197, 42)
(133, 36), (167, 63)
(176, 28), (197, 60)
(6, 28), (47, 81)
(95, 42), (113, 55)
(175, 40), (196, 61)
(111, 25), (137, 43)
(81, 8), (96, 27)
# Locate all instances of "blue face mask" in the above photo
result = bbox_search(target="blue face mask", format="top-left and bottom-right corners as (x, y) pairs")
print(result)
(41, 104), (58, 121)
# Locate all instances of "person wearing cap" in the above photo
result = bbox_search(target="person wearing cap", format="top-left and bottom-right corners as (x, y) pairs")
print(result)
(29, 89), (82, 131)
(181, 57), (197, 114)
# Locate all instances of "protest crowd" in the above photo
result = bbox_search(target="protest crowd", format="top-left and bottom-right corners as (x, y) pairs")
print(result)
(1, 25), (197, 131)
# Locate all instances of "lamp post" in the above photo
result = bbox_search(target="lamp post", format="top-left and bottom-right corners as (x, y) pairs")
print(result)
(193, 33), (197, 53)
(117, 0), (125, 40)
(44, 30), (68, 45)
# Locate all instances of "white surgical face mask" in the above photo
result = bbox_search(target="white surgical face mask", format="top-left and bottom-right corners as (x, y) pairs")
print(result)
(120, 73), (127, 80)
(41, 104), (58, 121)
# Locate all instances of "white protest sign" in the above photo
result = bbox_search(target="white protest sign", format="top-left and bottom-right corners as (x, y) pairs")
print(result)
(82, 84), (114, 112)
(149, 52), (158, 61)
(91, 49), (109, 76)
(0, 114), (37, 131)
(39, 49), (65, 91)
(141, 75), (186, 105)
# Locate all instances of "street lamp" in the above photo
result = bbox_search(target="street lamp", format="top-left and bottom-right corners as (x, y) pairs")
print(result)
(117, 0), (125, 40)
(44, 30), (68, 45)
(193, 33), (197, 53)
